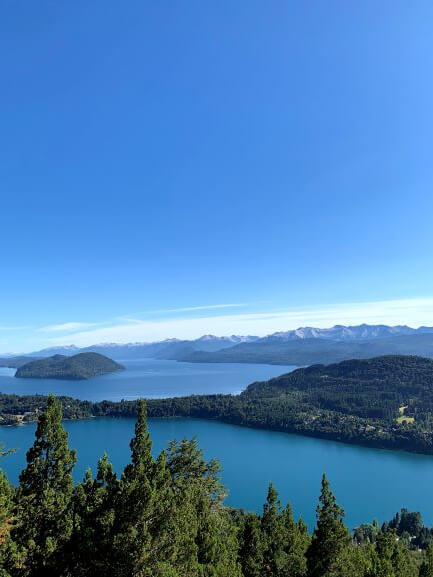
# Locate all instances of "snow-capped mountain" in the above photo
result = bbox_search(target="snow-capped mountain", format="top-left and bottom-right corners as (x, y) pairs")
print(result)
(196, 334), (258, 344)
(30, 344), (81, 357)
(28, 326), (433, 361)
(30, 335), (259, 359)
(259, 324), (432, 342)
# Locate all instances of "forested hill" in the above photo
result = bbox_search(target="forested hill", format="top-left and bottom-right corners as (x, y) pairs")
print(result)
(15, 352), (124, 380)
(244, 355), (433, 419)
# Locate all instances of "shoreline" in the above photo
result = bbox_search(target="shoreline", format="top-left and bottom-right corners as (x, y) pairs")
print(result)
(2, 408), (432, 458)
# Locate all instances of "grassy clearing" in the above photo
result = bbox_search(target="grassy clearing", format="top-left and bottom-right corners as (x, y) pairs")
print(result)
(396, 415), (415, 424)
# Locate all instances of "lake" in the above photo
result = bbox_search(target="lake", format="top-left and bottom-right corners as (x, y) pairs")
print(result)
(1, 416), (433, 530)
(1, 357), (433, 531)
(0, 358), (295, 401)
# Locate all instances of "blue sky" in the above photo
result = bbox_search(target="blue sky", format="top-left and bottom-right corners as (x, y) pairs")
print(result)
(1, 0), (433, 352)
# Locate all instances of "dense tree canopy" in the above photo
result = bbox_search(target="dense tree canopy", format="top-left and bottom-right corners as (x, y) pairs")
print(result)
(0, 396), (431, 576)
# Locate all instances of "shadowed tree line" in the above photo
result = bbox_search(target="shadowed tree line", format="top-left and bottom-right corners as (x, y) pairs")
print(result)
(0, 396), (432, 576)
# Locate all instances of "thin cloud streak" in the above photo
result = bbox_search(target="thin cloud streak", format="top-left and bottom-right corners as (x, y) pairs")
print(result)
(119, 303), (248, 321)
(37, 321), (99, 333)
(0, 325), (33, 331)
(44, 297), (433, 348)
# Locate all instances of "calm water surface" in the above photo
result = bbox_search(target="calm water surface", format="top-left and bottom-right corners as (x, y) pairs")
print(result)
(1, 358), (431, 529)
(0, 358), (295, 401)
(1, 416), (433, 530)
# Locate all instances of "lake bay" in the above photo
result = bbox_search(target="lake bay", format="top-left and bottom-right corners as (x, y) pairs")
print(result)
(1, 416), (433, 530)
(1, 357), (433, 530)
(0, 358), (295, 401)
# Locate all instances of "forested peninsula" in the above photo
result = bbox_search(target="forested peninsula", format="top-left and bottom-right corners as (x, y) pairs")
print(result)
(0, 396), (432, 577)
(2, 355), (433, 455)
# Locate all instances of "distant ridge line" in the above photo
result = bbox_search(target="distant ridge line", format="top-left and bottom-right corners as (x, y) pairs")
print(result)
(29, 323), (433, 356)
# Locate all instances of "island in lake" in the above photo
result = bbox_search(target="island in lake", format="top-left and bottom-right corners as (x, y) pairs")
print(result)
(3, 354), (433, 455)
(15, 352), (124, 380)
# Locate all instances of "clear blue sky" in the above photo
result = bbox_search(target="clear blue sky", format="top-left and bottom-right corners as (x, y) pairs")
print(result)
(1, 0), (433, 351)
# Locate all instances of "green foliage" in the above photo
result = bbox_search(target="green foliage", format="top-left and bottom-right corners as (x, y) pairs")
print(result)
(261, 483), (284, 574)
(367, 530), (418, 577)
(0, 394), (431, 577)
(239, 513), (264, 577)
(280, 505), (309, 577)
(306, 474), (351, 577)
(15, 352), (124, 380)
(12, 395), (76, 576)
(5, 355), (433, 454)
(420, 544), (433, 577)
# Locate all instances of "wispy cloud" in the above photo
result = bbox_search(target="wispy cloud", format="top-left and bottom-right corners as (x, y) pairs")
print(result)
(118, 303), (248, 322)
(0, 325), (32, 331)
(37, 321), (99, 333)
(42, 297), (433, 348)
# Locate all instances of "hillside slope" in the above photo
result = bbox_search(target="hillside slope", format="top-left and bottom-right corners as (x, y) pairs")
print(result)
(15, 352), (124, 380)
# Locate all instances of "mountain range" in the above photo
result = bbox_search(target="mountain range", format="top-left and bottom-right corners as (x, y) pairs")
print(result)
(28, 334), (259, 360)
(258, 324), (433, 341)
(3, 324), (433, 367)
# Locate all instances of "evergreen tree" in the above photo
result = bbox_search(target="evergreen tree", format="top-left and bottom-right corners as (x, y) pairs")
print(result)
(13, 395), (76, 577)
(306, 474), (351, 577)
(280, 504), (309, 577)
(166, 438), (241, 577)
(368, 529), (418, 577)
(0, 468), (25, 577)
(69, 453), (119, 576)
(167, 438), (222, 501)
(1, 395), (431, 577)
(195, 494), (241, 577)
(111, 399), (155, 576)
(420, 544), (433, 577)
(146, 450), (179, 575)
(391, 539), (417, 577)
(261, 482), (284, 575)
(238, 513), (264, 577)
(0, 470), (14, 555)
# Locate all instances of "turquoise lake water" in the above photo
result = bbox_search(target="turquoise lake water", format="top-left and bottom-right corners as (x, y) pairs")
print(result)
(1, 357), (432, 530)
(1, 416), (433, 530)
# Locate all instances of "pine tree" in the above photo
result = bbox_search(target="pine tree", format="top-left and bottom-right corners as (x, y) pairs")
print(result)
(147, 450), (179, 576)
(306, 474), (351, 577)
(261, 482), (284, 575)
(195, 494), (241, 577)
(0, 468), (24, 577)
(280, 504), (309, 577)
(69, 453), (119, 576)
(0, 470), (14, 554)
(238, 513), (264, 577)
(420, 544), (433, 577)
(13, 395), (76, 576)
(111, 399), (155, 576)
(391, 539), (417, 577)
(368, 530), (397, 577)
(166, 437), (241, 577)
(367, 528), (418, 577)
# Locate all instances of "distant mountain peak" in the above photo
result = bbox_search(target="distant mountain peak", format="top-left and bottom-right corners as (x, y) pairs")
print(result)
(196, 334), (258, 343)
(261, 324), (432, 342)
